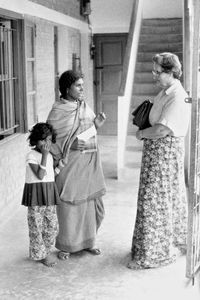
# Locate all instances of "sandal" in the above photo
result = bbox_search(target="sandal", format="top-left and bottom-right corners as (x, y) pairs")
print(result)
(85, 248), (101, 255)
(57, 251), (70, 260)
(127, 260), (143, 270)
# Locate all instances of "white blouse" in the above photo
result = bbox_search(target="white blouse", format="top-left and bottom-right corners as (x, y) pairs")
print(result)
(25, 150), (55, 183)
(149, 79), (191, 137)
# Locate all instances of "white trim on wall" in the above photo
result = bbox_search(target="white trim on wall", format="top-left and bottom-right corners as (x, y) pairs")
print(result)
(0, 0), (89, 32)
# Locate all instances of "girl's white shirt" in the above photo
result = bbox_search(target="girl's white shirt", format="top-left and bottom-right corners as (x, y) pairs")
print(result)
(25, 149), (54, 183)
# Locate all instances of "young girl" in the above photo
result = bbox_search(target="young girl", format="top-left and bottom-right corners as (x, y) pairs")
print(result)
(21, 122), (60, 267)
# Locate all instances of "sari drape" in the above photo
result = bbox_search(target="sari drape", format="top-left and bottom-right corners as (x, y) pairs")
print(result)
(47, 99), (106, 204)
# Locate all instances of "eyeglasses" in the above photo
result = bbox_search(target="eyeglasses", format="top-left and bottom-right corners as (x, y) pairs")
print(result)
(152, 70), (163, 76)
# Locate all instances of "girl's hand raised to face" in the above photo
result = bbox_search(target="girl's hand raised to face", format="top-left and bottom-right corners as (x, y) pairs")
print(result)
(41, 139), (51, 155)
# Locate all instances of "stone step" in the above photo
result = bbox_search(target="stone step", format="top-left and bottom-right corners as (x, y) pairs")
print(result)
(133, 83), (160, 95)
(138, 42), (182, 52)
(141, 25), (182, 34)
(134, 72), (154, 83)
(127, 124), (138, 135)
(139, 33), (182, 43)
(137, 51), (183, 62)
(136, 62), (153, 72)
(127, 125), (138, 135)
(142, 18), (182, 26)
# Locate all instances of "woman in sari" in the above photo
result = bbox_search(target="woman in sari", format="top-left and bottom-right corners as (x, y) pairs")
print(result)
(47, 70), (106, 260)
(127, 52), (190, 269)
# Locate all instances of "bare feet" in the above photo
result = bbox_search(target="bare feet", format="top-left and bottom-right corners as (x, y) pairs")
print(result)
(57, 251), (70, 260)
(85, 248), (101, 255)
(40, 255), (57, 267)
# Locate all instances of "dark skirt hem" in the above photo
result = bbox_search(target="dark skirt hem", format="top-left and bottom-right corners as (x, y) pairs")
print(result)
(21, 182), (60, 206)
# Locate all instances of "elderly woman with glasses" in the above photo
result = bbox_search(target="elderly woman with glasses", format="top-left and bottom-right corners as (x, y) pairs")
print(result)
(127, 52), (190, 269)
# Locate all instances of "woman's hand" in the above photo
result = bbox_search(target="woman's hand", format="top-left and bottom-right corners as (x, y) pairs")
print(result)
(70, 138), (86, 151)
(94, 112), (106, 128)
(136, 130), (143, 140)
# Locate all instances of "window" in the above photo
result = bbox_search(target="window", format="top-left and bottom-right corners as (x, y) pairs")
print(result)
(0, 18), (22, 140)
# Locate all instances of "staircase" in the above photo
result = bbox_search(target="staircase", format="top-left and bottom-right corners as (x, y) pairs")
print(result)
(128, 18), (183, 134)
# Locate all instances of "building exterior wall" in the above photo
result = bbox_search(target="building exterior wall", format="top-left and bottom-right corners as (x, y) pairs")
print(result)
(58, 26), (81, 75)
(35, 19), (55, 121)
(0, 0), (92, 219)
(29, 0), (83, 20)
(0, 135), (28, 217)
(34, 19), (82, 122)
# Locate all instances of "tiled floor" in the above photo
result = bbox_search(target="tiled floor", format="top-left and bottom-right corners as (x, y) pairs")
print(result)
(0, 135), (199, 300)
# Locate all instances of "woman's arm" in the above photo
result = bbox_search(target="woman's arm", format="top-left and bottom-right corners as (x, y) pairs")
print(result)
(29, 150), (48, 180)
(136, 123), (173, 140)
(29, 161), (47, 180)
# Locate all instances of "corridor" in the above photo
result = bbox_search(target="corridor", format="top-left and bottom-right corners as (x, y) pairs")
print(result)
(0, 136), (199, 300)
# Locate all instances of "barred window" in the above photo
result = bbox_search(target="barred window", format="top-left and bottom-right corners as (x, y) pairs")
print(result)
(0, 18), (24, 140)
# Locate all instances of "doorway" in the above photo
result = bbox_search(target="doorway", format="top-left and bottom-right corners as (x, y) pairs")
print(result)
(93, 34), (127, 135)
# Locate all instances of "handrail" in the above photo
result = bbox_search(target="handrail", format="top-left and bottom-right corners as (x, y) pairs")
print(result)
(117, 0), (143, 179)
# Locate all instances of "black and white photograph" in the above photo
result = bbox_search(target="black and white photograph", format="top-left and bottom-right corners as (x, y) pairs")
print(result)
(0, 0), (200, 299)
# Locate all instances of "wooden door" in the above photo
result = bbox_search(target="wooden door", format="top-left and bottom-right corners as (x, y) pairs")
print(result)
(94, 34), (127, 135)
(186, 0), (200, 282)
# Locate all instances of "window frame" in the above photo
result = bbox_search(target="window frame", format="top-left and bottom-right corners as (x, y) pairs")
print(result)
(0, 14), (26, 141)
(23, 20), (37, 130)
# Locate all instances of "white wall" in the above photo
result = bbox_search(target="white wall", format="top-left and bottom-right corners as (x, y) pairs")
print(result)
(91, 0), (133, 33)
(142, 0), (183, 18)
(91, 0), (183, 33)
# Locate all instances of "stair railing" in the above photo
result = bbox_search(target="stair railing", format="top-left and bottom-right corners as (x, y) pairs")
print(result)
(117, 0), (143, 179)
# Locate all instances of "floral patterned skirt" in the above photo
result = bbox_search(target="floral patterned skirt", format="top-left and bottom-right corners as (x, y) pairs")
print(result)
(131, 136), (187, 268)
(27, 206), (58, 260)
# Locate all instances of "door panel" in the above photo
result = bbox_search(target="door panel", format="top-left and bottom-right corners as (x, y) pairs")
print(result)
(94, 34), (127, 135)
(101, 69), (122, 94)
